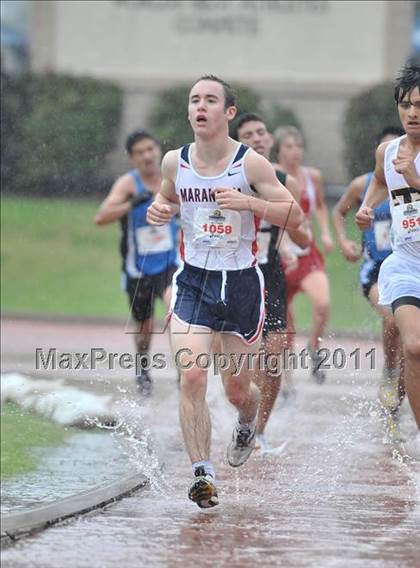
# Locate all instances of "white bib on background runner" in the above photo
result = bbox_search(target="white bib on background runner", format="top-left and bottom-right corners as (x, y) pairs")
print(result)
(136, 224), (173, 255)
(175, 142), (259, 270)
(373, 219), (392, 251)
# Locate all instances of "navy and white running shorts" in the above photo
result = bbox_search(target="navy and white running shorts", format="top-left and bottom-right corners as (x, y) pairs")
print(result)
(170, 263), (265, 344)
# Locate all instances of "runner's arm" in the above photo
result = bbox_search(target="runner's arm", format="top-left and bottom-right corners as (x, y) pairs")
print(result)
(276, 231), (299, 272)
(311, 168), (334, 252)
(245, 151), (304, 229)
(280, 172), (310, 247)
(392, 143), (420, 188)
(286, 222), (312, 249)
(147, 151), (180, 226)
(332, 175), (365, 261)
(356, 143), (389, 230)
(284, 173), (301, 202)
(94, 174), (136, 226)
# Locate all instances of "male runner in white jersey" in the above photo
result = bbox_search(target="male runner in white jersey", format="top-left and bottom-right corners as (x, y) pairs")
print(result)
(147, 75), (303, 507)
(234, 112), (310, 453)
(356, 59), (420, 450)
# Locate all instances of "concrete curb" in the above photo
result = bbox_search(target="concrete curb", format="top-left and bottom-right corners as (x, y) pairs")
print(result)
(1, 312), (127, 327)
(1, 313), (380, 340)
(1, 472), (148, 541)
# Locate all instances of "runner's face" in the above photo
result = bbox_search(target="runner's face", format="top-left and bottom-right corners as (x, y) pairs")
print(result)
(188, 80), (236, 137)
(129, 139), (161, 175)
(278, 135), (304, 167)
(398, 87), (420, 137)
(237, 120), (272, 158)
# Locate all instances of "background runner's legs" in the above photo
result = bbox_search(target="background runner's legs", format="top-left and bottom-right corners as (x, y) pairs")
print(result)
(254, 331), (285, 435)
(368, 284), (403, 375)
(300, 270), (330, 351)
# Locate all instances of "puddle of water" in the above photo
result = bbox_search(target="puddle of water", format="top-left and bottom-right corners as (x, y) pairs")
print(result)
(1, 386), (172, 516)
(1, 430), (135, 514)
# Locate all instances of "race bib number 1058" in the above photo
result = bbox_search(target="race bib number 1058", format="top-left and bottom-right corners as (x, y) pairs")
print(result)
(193, 208), (241, 249)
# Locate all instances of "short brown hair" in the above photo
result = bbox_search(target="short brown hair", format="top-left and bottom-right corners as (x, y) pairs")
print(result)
(273, 125), (304, 155)
(191, 75), (236, 109)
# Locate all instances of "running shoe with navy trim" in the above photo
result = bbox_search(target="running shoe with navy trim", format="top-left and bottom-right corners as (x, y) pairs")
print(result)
(188, 467), (219, 509)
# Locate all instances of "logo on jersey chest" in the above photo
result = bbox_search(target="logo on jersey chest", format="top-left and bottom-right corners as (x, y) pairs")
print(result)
(179, 186), (241, 203)
(390, 187), (420, 207)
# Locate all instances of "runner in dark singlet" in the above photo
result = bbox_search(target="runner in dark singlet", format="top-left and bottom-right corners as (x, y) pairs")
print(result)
(234, 112), (310, 453)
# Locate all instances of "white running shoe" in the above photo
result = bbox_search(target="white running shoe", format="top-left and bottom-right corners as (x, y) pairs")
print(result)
(255, 434), (290, 457)
(254, 434), (270, 455)
(227, 422), (257, 467)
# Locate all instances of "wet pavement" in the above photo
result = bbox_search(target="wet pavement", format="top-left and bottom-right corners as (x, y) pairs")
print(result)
(1, 317), (420, 567)
(1, 431), (137, 514)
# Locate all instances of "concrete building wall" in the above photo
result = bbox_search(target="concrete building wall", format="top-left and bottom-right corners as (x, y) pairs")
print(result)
(29, 1), (414, 185)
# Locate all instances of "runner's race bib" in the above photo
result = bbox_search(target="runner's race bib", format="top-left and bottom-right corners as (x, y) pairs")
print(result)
(193, 208), (241, 249)
(136, 225), (173, 255)
(392, 201), (420, 246)
(373, 219), (392, 251)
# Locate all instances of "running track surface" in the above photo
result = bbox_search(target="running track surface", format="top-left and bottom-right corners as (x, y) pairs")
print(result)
(1, 317), (419, 568)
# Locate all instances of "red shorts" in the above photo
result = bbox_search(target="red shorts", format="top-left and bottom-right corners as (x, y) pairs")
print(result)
(283, 242), (325, 302)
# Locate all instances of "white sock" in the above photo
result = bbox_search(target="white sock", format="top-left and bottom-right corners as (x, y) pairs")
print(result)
(192, 460), (215, 480)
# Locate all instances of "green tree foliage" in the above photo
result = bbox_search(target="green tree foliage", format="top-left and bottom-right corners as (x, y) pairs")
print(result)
(148, 85), (191, 152)
(343, 82), (400, 179)
(1, 73), (30, 193)
(1, 73), (122, 196)
(263, 103), (301, 135)
(149, 83), (300, 151)
(231, 85), (260, 117)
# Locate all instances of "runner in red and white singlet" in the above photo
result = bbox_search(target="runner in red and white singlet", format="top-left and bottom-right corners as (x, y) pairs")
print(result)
(273, 125), (334, 385)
